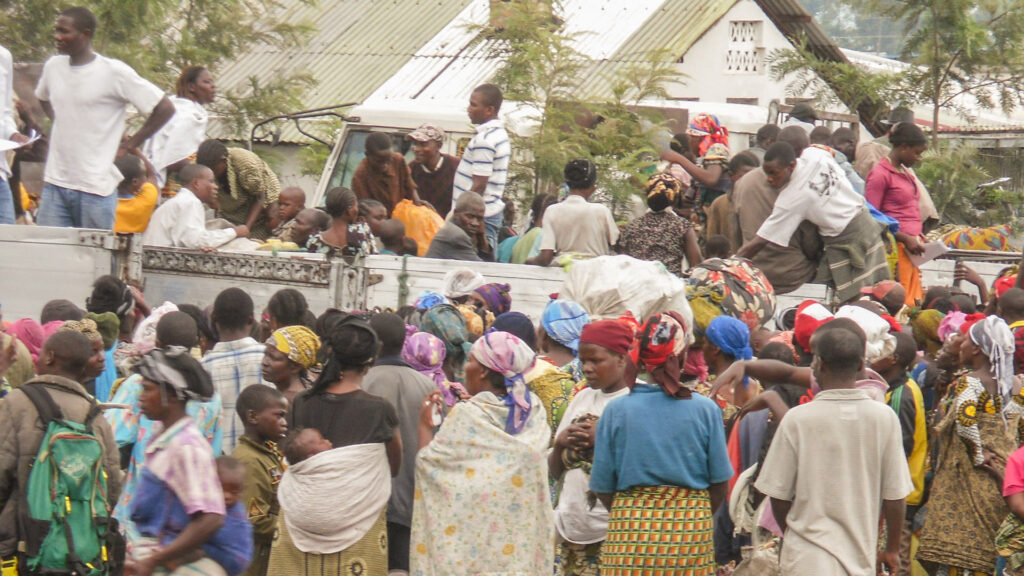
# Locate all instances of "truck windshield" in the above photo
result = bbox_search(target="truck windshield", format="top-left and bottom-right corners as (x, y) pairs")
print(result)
(323, 129), (415, 201)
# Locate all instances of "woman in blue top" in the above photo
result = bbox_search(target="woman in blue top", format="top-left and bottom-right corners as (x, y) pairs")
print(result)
(590, 312), (733, 576)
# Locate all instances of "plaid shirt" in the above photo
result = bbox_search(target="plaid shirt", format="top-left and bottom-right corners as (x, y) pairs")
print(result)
(201, 337), (269, 453)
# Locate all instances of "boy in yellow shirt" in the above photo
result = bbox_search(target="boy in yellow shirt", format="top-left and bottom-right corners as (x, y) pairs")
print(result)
(114, 151), (159, 233)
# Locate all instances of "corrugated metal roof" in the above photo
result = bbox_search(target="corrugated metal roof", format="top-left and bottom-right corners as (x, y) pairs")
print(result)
(211, 0), (473, 141)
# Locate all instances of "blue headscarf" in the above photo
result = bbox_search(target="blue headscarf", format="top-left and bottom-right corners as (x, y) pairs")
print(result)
(414, 290), (448, 310)
(541, 299), (589, 354)
(705, 315), (753, 361)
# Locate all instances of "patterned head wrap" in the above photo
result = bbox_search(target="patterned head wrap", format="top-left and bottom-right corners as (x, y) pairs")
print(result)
(635, 312), (690, 398)
(268, 325), (322, 369)
(442, 268), (486, 299)
(474, 283), (512, 316)
(541, 299), (589, 354)
(85, 312), (120, 350)
(969, 316), (1016, 402)
(402, 331), (466, 406)
(129, 302), (178, 356)
(938, 310), (967, 341)
(911, 309), (943, 355)
(645, 174), (682, 212)
(8, 319), (45, 362)
(455, 303), (492, 336)
(420, 304), (474, 360)
(135, 346), (214, 402)
(414, 290), (448, 310)
(470, 331), (537, 434)
(59, 319), (103, 346)
(794, 301), (833, 354)
(686, 113), (730, 156)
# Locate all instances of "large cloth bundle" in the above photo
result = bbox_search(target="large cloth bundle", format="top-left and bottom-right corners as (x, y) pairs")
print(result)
(392, 199), (445, 256)
(561, 255), (694, 342)
(687, 257), (776, 337)
(928, 223), (1014, 251)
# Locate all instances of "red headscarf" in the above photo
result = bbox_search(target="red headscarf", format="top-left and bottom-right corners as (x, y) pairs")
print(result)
(634, 312), (691, 398)
(794, 301), (833, 354)
(579, 319), (636, 356)
(959, 313), (988, 335)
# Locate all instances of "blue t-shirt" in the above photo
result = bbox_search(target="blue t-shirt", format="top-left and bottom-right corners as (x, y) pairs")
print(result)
(589, 384), (733, 493)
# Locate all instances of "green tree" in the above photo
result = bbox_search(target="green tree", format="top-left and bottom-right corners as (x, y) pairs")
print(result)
(1, 0), (317, 140)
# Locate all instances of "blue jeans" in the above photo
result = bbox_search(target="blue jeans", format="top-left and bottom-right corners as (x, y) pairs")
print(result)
(0, 178), (15, 225)
(37, 183), (117, 229)
(484, 212), (503, 252)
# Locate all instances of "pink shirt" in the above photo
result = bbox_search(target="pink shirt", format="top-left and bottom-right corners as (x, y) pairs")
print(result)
(865, 157), (923, 236)
(1004, 445), (1024, 497)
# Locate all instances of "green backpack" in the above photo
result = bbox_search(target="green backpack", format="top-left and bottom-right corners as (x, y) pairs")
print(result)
(18, 383), (124, 576)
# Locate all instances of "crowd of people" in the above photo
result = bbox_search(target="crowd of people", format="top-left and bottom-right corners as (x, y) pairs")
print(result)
(8, 5), (1024, 576)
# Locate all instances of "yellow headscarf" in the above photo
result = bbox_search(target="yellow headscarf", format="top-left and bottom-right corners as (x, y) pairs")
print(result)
(268, 326), (321, 369)
(59, 319), (103, 346)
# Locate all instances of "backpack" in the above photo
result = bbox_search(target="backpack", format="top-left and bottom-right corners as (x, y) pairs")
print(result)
(17, 383), (124, 576)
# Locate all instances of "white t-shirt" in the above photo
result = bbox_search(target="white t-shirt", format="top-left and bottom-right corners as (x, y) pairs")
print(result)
(754, 388), (913, 576)
(540, 195), (619, 259)
(143, 187), (236, 248)
(143, 96), (208, 186)
(0, 45), (18, 179)
(35, 54), (165, 197)
(552, 385), (630, 544)
(757, 146), (864, 246)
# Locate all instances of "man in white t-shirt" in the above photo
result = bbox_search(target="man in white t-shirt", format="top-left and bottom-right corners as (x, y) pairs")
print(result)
(35, 6), (175, 230)
(755, 322), (913, 576)
(144, 163), (248, 249)
(0, 44), (29, 225)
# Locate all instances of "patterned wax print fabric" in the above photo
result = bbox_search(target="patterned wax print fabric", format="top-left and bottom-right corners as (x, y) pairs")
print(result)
(410, 391), (553, 576)
(615, 210), (694, 276)
(934, 224), (1013, 251)
(687, 257), (776, 338)
(267, 510), (388, 576)
(306, 222), (378, 259)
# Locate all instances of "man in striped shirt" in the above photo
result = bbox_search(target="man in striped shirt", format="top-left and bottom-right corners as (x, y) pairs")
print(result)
(452, 83), (510, 252)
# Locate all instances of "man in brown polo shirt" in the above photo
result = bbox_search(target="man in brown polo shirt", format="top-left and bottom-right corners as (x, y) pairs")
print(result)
(351, 132), (422, 215)
(407, 123), (459, 217)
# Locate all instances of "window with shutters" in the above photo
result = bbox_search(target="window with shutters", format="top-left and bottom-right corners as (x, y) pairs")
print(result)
(725, 21), (764, 74)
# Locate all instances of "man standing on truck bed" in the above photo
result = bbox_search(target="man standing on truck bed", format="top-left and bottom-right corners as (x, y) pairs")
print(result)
(352, 132), (423, 216)
(408, 123), (459, 218)
(35, 6), (175, 230)
(452, 83), (510, 252)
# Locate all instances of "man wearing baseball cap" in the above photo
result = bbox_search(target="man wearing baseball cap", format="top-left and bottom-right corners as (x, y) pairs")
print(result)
(408, 123), (459, 217)
(860, 280), (907, 318)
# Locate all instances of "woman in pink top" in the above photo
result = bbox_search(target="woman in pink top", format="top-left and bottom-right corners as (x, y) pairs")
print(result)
(865, 123), (928, 307)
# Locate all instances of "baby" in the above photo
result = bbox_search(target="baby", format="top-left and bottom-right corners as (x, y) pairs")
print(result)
(284, 428), (334, 465)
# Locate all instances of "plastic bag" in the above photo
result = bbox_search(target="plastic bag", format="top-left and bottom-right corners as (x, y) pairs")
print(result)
(392, 199), (444, 257)
(561, 255), (694, 343)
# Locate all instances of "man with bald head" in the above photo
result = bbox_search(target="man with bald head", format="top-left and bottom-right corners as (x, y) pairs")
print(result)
(730, 126), (821, 293)
(425, 192), (487, 261)
(143, 163), (249, 248)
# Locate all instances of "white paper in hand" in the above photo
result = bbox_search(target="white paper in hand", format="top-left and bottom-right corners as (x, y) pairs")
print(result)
(0, 130), (41, 152)
(908, 241), (951, 267)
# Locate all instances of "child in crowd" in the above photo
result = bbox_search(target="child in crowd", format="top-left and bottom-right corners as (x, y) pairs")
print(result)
(358, 198), (388, 237)
(114, 151), (159, 234)
(272, 187), (307, 242)
(705, 234), (733, 259)
(378, 219), (407, 255)
(233, 385), (289, 576)
(283, 427), (334, 465)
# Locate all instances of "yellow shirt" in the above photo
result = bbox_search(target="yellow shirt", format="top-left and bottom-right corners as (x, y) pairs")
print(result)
(115, 182), (159, 233)
(886, 378), (928, 506)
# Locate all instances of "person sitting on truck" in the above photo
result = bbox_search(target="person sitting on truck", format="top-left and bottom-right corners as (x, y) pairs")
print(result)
(736, 141), (890, 304)
(270, 186), (306, 243)
(143, 163), (250, 249)
(114, 151), (159, 234)
(408, 123), (459, 218)
(358, 199), (388, 236)
(747, 124), (780, 164)
(527, 159), (618, 267)
(289, 208), (329, 249)
(658, 113), (733, 228)
(307, 186), (378, 259)
(616, 173), (703, 275)
(425, 192), (488, 262)
(378, 218), (407, 255)
(196, 139), (280, 241)
(351, 132), (422, 216)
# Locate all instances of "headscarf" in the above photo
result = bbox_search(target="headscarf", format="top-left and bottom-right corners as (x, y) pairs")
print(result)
(911, 309), (943, 355)
(541, 299), (589, 354)
(470, 331), (537, 434)
(579, 319), (635, 356)
(490, 312), (537, 350)
(414, 290), (448, 310)
(314, 314), (380, 392)
(645, 174), (682, 212)
(129, 301), (178, 356)
(268, 325), (322, 369)
(705, 315), (753, 362)
(938, 310), (967, 341)
(402, 331), (464, 406)
(835, 306), (897, 364)
(686, 113), (730, 156)
(969, 316), (1016, 401)
(442, 268), (485, 299)
(420, 304), (474, 360)
(8, 319), (45, 362)
(635, 312), (690, 398)
(959, 313), (989, 336)
(134, 346), (214, 402)
(995, 275), (1018, 299)
(86, 312), (120, 350)
(59, 319), (103, 346)
(455, 303), (492, 336)
(794, 301), (833, 354)
(474, 283), (512, 315)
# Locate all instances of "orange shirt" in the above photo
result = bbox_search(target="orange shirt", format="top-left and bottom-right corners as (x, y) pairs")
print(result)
(115, 182), (159, 233)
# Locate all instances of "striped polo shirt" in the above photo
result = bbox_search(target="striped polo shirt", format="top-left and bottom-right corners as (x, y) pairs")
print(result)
(452, 117), (510, 218)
